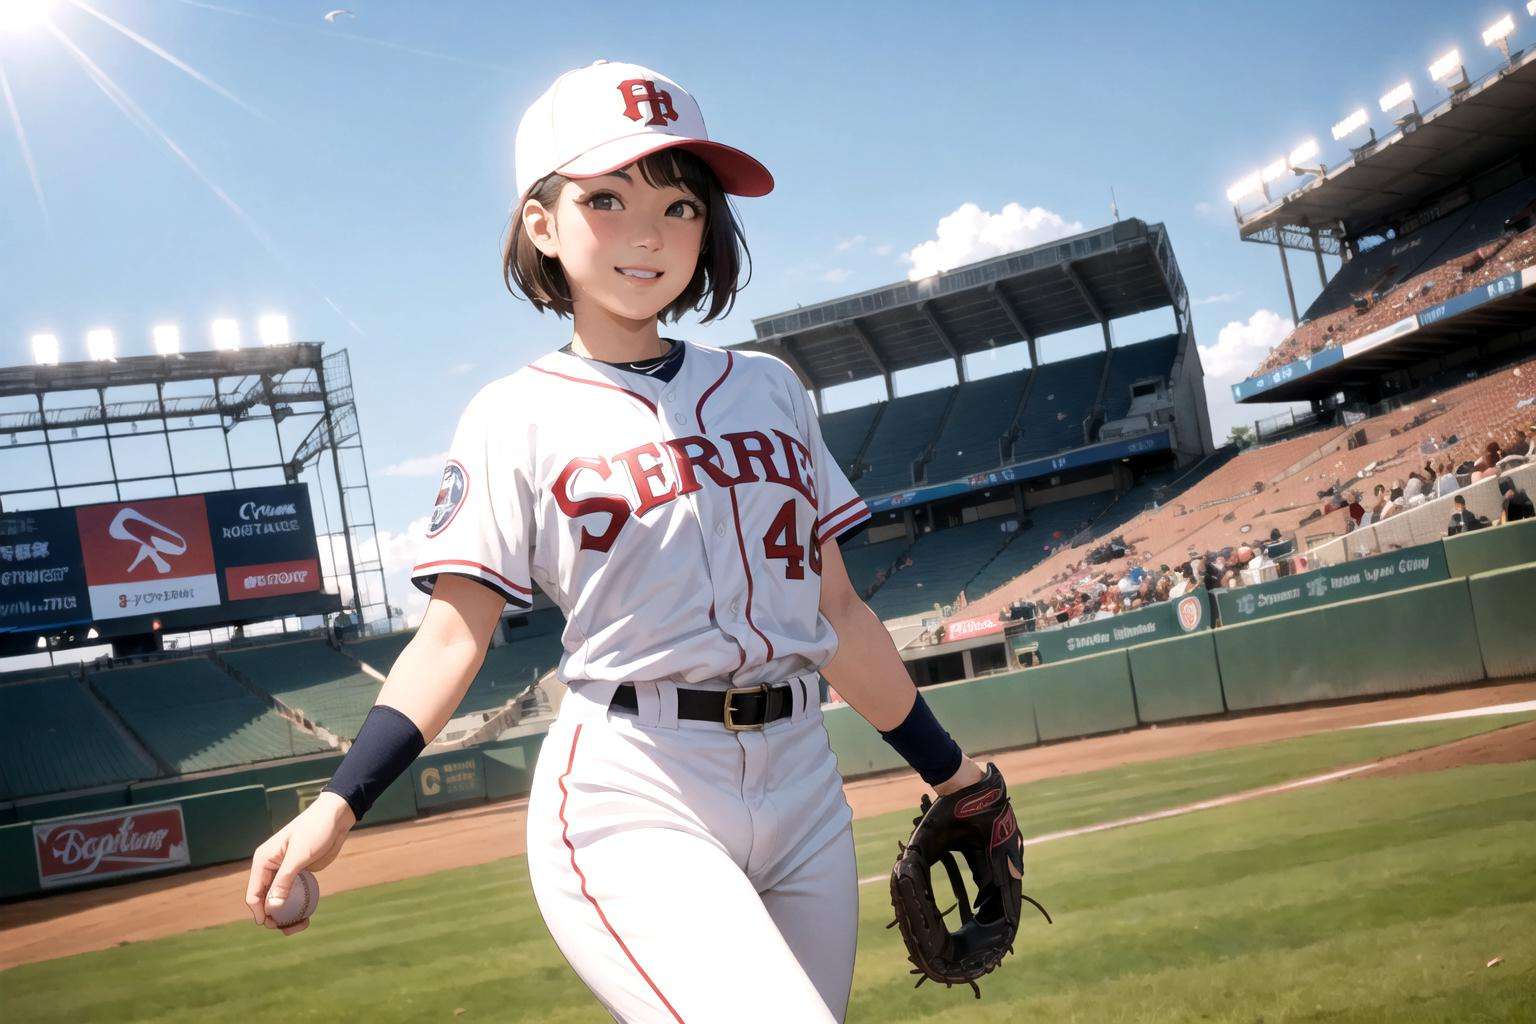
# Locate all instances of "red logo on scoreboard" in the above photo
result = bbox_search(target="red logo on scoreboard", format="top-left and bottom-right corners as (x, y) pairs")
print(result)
(33, 807), (190, 889)
(944, 615), (1004, 641)
(224, 558), (322, 601)
(75, 495), (215, 585)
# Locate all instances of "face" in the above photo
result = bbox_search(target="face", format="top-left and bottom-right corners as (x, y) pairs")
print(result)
(523, 165), (707, 324)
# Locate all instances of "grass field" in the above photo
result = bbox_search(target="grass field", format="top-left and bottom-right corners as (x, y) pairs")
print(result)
(3, 713), (1533, 1022)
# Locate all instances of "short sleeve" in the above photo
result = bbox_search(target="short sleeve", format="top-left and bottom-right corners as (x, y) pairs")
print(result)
(780, 362), (870, 544)
(409, 387), (534, 609)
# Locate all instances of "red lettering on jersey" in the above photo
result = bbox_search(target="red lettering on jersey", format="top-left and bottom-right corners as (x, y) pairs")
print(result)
(554, 457), (630, 552)
(663, 435), (740, 496)
(612, 442), (678, 517)
(772, 428), (818, 510)
(722, 430), (794, 490)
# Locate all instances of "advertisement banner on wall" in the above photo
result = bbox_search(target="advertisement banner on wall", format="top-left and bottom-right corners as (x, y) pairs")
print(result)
(33, 806), (190, 889)
(1019, 591), (1209, 664)
(1215, 540), (1448, 625)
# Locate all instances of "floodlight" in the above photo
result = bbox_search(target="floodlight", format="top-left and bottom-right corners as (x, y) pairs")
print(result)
(86, 327), (116, 361)
(1332, 108), (1370, 141)
(1288, 138), (1320, 167)
(211, 317), (241, 351)
(1428, 48), (1463, 83)
(257, 313), (291, 346)
(1225, 171), (1262, 205)
(1483, 14), (1515, 46)
(152, 324), (181, 356)
(1378, 81), (1414, 112)
(31, 332), (59, 365)
(1528, 0), (1535, 16)
(1260, 158), (1288, 184)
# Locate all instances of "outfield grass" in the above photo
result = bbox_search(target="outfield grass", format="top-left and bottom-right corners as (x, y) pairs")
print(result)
(2, 714), (1532, 1023)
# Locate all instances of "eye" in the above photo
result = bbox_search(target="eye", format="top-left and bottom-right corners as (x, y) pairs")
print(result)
(582, 191), (623, 212)
(668, 199), (703, 220)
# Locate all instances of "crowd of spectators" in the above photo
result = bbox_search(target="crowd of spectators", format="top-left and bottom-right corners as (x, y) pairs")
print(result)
(1248, 198), (1536, 380)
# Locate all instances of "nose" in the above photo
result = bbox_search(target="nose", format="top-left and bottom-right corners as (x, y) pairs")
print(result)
(631, 214), (664, 252)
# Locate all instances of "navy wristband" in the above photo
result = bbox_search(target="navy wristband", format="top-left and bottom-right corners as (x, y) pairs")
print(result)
(322, 704), (426, 823)
(878, 692), (964, 787)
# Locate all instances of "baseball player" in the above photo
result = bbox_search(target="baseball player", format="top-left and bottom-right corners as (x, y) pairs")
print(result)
(244, 60), (1030, 1022)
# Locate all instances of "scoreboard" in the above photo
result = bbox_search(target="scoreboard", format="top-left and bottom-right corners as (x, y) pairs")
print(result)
(0, 484), (339, 643)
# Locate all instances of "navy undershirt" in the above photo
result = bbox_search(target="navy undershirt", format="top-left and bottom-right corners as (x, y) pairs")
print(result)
(561, 337), (686, 383)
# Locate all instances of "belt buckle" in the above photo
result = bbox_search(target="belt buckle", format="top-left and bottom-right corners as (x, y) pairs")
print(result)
(723, 684), (768, 732)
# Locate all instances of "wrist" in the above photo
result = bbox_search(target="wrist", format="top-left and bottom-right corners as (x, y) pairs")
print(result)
(313, 790), (358, 830)
(932, 756), (984, 797)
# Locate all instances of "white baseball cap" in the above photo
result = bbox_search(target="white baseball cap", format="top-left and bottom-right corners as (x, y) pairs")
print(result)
(514, 59), (773, 206)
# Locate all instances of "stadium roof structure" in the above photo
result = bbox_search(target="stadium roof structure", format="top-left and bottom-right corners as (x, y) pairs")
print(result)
(1237, 48), (1536, 257)
(731, 218), (1189, 397)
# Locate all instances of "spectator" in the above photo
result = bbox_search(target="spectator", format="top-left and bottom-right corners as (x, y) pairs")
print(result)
(1404, 471), (1427, 504)
(1499, 477), (1534, 523)
(1434, 460), (1460, 498)
(1347, 490), (1367, 525)
(1368, 484), (1390, 522)
(1472, 441), (1504, 482)
(1507, 429), (1530, 458)
(1447, 494), (1489, 535)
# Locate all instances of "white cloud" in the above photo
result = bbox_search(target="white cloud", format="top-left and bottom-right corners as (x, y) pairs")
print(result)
(821, 267), (852, 283)
(872, 244), (892, 257)
(318, 513), (434, 629)
(383, 451), (448, 477)
(1193, 291), (1242, 307)
(903, 202), (1083, 281)
(1197, 308), (1293, 382)
(834, 234), (866, 252)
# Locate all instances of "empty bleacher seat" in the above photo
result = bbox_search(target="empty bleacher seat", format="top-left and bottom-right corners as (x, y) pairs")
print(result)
(92, 658), (328, 774)
(1011, 351), (1106, 458)
(0, 674), (158, 799)
(854, 388), (955, 497)
(222, 639), (384, 740)
(818, 403), (884, 477)
(922, 369), (1032, 484)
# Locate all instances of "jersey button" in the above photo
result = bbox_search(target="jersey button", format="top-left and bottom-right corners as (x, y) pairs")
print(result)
(729, 600), (741, 615)
(715, 522), (726, 537)
(673, 412), (685, 425)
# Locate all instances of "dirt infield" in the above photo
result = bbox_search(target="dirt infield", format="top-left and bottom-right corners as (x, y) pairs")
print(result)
(2, 679), (1533, 970)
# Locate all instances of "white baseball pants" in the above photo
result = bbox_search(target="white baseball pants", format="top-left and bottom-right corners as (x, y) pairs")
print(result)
(525, 674), (859, 1023)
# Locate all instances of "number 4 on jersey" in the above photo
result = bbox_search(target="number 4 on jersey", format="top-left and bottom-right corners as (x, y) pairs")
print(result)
(763, 499), (822, 579)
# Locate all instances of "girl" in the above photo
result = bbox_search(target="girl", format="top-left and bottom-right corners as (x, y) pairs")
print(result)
(244, 60), (1007, 1023)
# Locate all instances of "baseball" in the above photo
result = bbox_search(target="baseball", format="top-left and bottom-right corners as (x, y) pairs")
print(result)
(267, 869), (320, 928)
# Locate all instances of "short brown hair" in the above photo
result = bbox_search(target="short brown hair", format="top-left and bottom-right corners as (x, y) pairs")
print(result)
(503, 148), (751, 323)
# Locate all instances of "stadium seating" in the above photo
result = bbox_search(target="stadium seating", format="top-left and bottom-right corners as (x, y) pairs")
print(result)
(853, 388), (954, 496)
(818, 402), (884, 477)
(0, 673), (159, 799)
(471, 629), (566, 714)
(222, 639), (384, 740)
(922, 369), (1031, 484)
(954, 352), (1536, 622)
(1010, 351), (1106, 459)
(840, 536), (910, 598)
(1101, 335), (1180, 423)
(1251, 174), (1536, 378)
(91, 658), (329, 774)
(341, 631), (414, 675)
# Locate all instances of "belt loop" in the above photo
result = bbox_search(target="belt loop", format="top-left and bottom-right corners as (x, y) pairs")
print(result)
(791, 674), (808, 720)
(632, 680), (662, 727)
(656, 681), (680, 730)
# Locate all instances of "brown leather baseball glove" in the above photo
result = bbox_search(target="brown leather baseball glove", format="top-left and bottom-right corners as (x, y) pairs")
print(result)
(888, 762), (1051, 997)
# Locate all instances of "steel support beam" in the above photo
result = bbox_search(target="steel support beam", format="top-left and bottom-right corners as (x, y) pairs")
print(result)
(1064, 261), (1112, 350)
(988, 282), (1037, 366)
(918, 300), (965, 382)
(849, 318), (893, 399)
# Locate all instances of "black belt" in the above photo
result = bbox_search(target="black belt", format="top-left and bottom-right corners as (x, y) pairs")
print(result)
(610, 681), (797, 731)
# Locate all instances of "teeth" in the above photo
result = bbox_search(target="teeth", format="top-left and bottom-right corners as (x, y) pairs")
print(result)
(618, 268), (660, 279)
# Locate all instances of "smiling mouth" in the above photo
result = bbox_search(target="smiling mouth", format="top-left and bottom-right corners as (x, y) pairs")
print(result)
(616, 267), (663, 280)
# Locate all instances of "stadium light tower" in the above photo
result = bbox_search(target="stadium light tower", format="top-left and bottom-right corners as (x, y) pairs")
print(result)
(1288, 138), (1323, 177)
(1225, 170), (1263, 216)
(1378, 80), (1419, 130)
(211, 317), (240, 351)
(258, 313), (291, 346)
(1429, 48), (1470, 93)
(1331, 107), (1374, 152)
(31, 332), (59, 366)
(1483, 14), (1517, 62)
(86, 327), (116, 362)
(152, 324), (181, 356)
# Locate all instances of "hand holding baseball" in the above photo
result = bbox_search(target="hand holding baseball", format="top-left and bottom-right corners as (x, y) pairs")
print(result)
(245, 790), (355, 935)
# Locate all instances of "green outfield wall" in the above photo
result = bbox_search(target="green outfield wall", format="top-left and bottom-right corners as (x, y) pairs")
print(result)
(1443, 516), (1536, 578)
(1127, 632), (1227, 722)
(1467, 562), (1536, 679)
(1213, 577), (1485, 710)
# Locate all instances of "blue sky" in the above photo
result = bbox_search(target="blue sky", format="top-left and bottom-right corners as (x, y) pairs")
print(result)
(1, 0), (1528, 632)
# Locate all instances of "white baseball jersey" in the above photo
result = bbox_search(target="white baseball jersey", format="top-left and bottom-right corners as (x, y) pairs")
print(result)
(409, 339), (871, 688)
